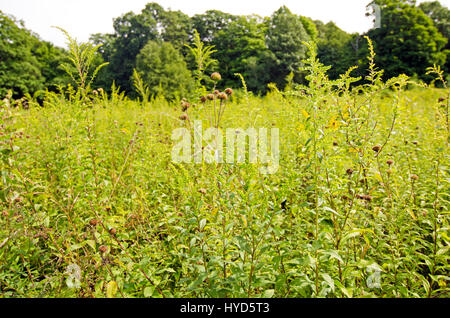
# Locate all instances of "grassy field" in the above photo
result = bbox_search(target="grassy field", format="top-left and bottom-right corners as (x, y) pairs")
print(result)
(0, 46), (449, 298)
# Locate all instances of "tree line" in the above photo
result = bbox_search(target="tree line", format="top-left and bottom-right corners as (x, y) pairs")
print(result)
(0, 0), (448, 100)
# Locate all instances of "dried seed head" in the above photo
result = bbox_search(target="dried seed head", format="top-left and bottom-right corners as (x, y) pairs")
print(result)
(179, 114), (189, 121)
(99, 245), (108, 253)
(200, 96), (207, 103)
(211, 72), (222, 81)
(214, 90), (220, 95)
(218, 92), (228, 100)
(225, 88), (233, 96)
(386, 160), (394, 166)
(206, 94), (215, 101)
(411, 174), (419, 181)
(346, 168), (354, 175)
(181, 102), (190, 111)
(89, 219), (99, 226)
(372, 145), (382, 153)
(109, 228), (117, 235)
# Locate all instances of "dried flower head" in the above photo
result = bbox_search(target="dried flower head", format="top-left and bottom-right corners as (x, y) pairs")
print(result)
(207, 94), (215, 101)
(411, 174), (419, 181)
(181, 102), (190, 112)
(109, 228), (117, 235)
(346, 168), (354, 175)
(386, 160), (394, 166)
(179, 114), (189, 121)
(89, 219), (99, 226)
(99, 245), (108, 253)
(225, 88), (233, 96)
(372, 145), (382, 153)
(200, 96), (207, 103)
(211, 72), (222, 81)
(214, 90), (220, 95)
(218, 92), (228, 100)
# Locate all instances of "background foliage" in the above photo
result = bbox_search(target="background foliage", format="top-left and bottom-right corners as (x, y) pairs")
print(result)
(1, 0), (449, 100)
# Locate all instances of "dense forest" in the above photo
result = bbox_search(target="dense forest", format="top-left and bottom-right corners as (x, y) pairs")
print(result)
(1, 0), (449, 100)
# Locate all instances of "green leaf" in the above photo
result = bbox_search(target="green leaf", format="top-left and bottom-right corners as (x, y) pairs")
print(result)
(144, 286), (155, 298)
(263, 289), (275, 298)
(106, 281), (118, 298)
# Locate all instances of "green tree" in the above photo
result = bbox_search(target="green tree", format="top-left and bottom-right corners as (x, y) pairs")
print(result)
(418, 1), (450, 73)
(265, 6), (311, 88)
(212, 15), (271, 92)
(135, 41), (193, 101)
(315, 21), (356, 79)
(367, 0), (447, 79)
(0, 11), (43, 97)
(192, 10), (238, 43)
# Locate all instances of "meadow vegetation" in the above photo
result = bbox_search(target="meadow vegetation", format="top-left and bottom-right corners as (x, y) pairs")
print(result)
(0, 31), (448, 298)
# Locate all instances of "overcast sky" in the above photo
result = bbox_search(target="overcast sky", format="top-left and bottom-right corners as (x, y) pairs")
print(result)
(0, 0), (448, 48)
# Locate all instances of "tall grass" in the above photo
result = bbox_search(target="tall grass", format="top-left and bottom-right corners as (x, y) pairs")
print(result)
(0, 35), (448, 298)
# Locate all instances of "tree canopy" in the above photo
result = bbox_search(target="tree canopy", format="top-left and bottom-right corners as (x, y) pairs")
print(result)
(0, 1), (449, 99)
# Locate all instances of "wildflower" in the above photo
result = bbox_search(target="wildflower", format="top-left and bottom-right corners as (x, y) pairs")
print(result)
(206, 94), (215, 101)
(411, 174), (419, 181)
(109, 228), (117, 235)
(372, 145), (382, 153)
(179, 114), (189, 121)
(225, 88), (233, 96)
(181, 102), (190, 111)
(211, 72), (222, 81)
(214, 90), (220, 95)
(90, 219), (99, 226)
(386, 160), (394, 166)
(218, 92), (228, 100)
(200, 96), (207, 103)
(99, 245), (108, 253)
(387, 169), (393, 175)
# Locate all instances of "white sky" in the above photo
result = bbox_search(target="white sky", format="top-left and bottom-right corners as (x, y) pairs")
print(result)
(0, 0), (448, 48)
